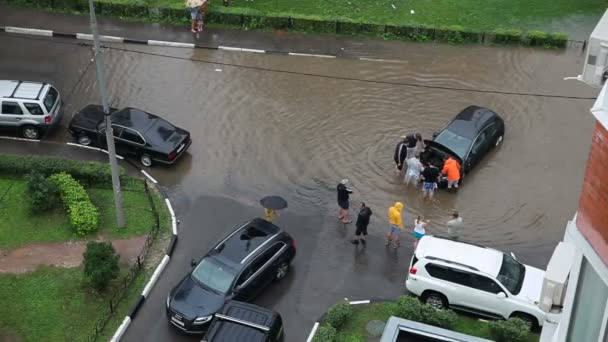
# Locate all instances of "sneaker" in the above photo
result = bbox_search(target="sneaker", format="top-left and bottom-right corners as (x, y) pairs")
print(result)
(393, 242), (400, 249)
(351, 239), (359, 245)
(385, 240), (391, 245)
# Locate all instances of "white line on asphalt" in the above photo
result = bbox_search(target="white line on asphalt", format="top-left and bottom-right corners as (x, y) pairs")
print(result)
(288, 52), (337, 58)
(0, 136), (40, 142)
(99, 149), (125, 159)
(214, 68), (223, 72)
(306, 322), (320, 342)
(110, 316), (131, 342)
(165, 198), (176, 219)
(5, 26), (53, 37)
(359, 57), (406, 64)
(76, 33), (124, 43)
(148, 40), (195, 48)
(66, 142), (101, 151)
(171, 217), (178, 235)
(349, 300), (371, 305)
(218, 46), (242, 52)
(142, 255), (170, 298)
(140, 170), (158, 184)
(240, 48), (266, 53)
(478, 319), (489, 322)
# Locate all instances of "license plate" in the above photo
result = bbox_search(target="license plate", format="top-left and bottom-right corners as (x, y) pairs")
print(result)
(176, 143), (185, 153)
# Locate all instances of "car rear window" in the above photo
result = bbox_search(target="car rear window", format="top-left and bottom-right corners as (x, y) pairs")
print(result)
(433, 129), (471, 159)
(43, 87), (58, 112)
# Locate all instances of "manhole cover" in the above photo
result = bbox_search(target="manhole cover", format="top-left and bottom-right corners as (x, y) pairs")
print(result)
(366, 320), (386, 337)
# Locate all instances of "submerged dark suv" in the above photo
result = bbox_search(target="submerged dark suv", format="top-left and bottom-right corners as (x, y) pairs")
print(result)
(166, 218), (296, 333)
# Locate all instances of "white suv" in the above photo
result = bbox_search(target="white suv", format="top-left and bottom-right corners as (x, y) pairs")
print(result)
(405, 236), (545, 329)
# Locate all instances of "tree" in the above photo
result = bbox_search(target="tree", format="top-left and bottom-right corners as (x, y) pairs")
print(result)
(83, 241), (119, 291)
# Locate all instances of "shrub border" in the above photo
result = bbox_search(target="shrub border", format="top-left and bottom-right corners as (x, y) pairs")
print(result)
(0, 0), (570, 48)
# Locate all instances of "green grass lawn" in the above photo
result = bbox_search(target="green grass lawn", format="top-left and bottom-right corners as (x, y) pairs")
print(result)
(132, 0), (606, 31)
(0, 178), (161, 249)
(337, 302), (539, 342)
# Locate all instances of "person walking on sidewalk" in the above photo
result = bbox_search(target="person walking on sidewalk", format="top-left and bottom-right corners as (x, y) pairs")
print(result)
(186, 0), (203, 33)
(352, 202), (372, 245)
(413, 216), (428, 249)
(337, 179), (353, 224)
(447, 210), (463, 240)
(386, 201), (405, 248)
(196, 0), (209, 32)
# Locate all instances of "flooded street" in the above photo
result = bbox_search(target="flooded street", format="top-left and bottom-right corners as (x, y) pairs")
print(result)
(0, 32), (599, 340)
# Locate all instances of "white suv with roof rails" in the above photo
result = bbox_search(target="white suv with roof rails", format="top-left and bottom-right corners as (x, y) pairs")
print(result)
(405, 236), (546, 329)
(0, 80), (62, 139)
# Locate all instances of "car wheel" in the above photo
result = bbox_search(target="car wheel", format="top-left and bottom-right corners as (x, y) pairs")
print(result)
(510, 312), (538, 331)
(422, 292), (448, 310)
(274, 261), (290, 281)
(140, 155), (152, 167)
(494, 135), (503, 148)
(77, 135), (92, 146)
(21, 125), (40, 139)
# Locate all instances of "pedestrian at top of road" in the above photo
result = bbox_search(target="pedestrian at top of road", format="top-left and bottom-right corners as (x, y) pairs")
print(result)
(421, 161), (440, 200)
(447, 211), (463, 240)
(185, 0), (203, 33)
(442, 155), (461, 193)
(394, 135), (409, 174)
(264, 208), (279, 223)
(405, 133), (423, 160)
(413, 216), (428, 249)
(404, 153), (423, 186)
(337, 179), (353, 224)
(196, 0), (209, 32)
(352, 202), (372, 245)
(386, 201), (405, 248)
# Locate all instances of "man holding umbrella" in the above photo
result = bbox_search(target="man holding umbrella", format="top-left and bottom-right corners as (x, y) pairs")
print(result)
(260, 196), (288, 223)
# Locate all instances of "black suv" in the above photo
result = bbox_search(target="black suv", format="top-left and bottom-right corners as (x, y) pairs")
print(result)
(166, 218), (296, 333)
(202, 301), (284, 342)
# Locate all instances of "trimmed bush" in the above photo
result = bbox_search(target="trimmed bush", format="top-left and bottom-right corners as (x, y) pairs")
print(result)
(49, 173), (99, 235)
(0, 153), (123, 185)
(492, 28), (523, 44)
(548, 32), (568, 48)
(395, 295), (457, 329)
(312, 324), (337, 342)
(83, 241), (120, 291)
(206, 11), (243, 26)
(323, 302), (352, 329)
(524, 30), (548, 46)
(488, 318), (530, 342)
(26, 172), (60, 212)
(336, 20), (384, 35)
(291, 17), (337, 33)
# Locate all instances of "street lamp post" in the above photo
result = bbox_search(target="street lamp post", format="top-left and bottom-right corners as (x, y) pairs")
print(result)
(87, 0), (125, 228)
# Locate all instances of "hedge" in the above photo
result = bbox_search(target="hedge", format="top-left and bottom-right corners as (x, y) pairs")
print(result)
(50, 173), (99, 235)
(0, 0), (570, 48)
(0, 153), (124, 185)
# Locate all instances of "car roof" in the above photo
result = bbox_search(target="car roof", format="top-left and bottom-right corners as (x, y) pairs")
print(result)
(445, 106), (500, 139)
(213, 218), (282, 265)
(111, 107), (160, 132)
(204, 301), (278, 342)
(0, 80), (46, 100)
(415, 236), (503, 277)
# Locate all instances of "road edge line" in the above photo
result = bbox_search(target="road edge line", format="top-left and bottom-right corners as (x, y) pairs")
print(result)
(109, 316), (131, 342)
(140, 169), (158, 184)
(288, 52), (337, 58)
(306, 322), (320, 342)
(5, 26), (53, 36)
(0, 136), (40, 142)
(141, 254), (170, 298)
(148, 40), (195, 48)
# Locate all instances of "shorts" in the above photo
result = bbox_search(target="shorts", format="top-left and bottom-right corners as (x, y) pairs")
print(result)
(355, 224), (368, 236)
(447, 180), (459, 188)
(423, 182), (437, 192)
(338, 200), (349, 210)
(413, 231), (425, 239)
(189, 7), (198, 20)
(388, 224), (402, 236)
(405, 172), (420, 185)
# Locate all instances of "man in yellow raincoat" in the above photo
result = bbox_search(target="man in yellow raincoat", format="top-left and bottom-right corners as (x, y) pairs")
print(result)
(386, 202), (405, 248)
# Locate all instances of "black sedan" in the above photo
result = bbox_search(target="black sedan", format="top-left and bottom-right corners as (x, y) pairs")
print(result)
(166, 218), (296, 334)
(67, 105), (191, 167)
(421, 105), (504, 186)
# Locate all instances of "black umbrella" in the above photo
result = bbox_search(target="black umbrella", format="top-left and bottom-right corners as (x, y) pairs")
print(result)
(260, 196), (288, 210)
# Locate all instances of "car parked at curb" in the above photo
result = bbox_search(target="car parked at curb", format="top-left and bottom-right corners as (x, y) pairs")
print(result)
(0, 80), (62, 139)
(405, 236), (545, 330)
(166, 218), (296, 334)
(201, 300), (284, 342)
(420, 105), (504, 187)
(67, 105), (191, 167)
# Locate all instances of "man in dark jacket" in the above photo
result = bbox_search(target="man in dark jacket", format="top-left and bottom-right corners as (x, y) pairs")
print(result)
(352, 202), (372, 245)
(337, 179), (353, 223)
(393, 135), (409, 173)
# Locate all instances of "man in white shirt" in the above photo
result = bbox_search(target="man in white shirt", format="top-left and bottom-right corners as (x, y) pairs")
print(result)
(447, 211), (463, 240)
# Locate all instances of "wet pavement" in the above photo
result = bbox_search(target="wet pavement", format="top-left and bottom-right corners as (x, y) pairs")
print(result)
(0, 14), (600, 341)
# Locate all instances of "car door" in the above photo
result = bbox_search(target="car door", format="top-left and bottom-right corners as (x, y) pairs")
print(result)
(466, 129), (490, 170)
(467, 274), (510, 318)
(234, 243), (285, 301)
(115, 127), (146, 157)
(424, 264), (473, 308)
(0, 100), (25, 128)
(97, 124), (123, 149)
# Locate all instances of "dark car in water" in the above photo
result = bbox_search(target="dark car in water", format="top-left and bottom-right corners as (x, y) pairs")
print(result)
(67, 105), (191, 167)
(421, 106), (504, 187)
(166, 218), (296, 334)
(202, 301), (284, 342)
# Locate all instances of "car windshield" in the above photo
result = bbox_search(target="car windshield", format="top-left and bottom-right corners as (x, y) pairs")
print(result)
(43, 87), (58, 112)
(497, 254), (526, 295)
(191, 258), (237, 294)
(433, 129), (472, 159)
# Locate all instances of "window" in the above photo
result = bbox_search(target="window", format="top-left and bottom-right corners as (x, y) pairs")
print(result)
(24, 103), (44, 115)
(470, 131), (488, 155)
(250, 243), (284, 272)
(425, 264), (472, 287)
(191, 258), (237, 294)
(43, 87), (58, 112)
(471, 275), (503, 294)
(497, 254), (525, 295)
(111, 126), (123, 138)
(567, 258), (608, 342)
(235, 265), (254, 288)
(486, 123), (497, 137)
(1, 102), (23, 115)
(121, 129), (145, 145)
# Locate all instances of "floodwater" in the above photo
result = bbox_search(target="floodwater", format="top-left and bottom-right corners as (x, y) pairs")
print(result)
(23, 37), (594, 267)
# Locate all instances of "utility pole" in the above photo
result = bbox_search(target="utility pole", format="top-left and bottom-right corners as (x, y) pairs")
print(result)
(88, 0), (125, 228)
